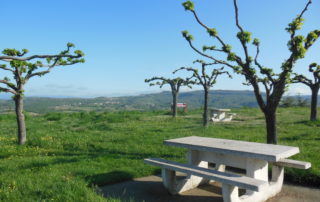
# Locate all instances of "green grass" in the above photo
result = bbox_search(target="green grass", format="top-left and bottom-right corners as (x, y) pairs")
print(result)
(0, 107), (319, 201)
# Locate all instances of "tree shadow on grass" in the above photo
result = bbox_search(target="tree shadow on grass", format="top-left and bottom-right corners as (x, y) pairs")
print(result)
(51, 147), (180, 162)
(0, 154), (10, 159)
(18, 157), (86, 170)
(280, 133), (319, 141)
(294, 120), (320, 127)
(86, 171), (134, 187)
(280, 135), (301, 141)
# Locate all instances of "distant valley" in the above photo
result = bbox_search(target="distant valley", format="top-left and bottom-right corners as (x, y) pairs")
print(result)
(0, 90), (315, 113)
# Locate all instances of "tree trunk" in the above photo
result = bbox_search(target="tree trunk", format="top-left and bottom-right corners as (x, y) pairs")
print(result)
(203, 88), (209, 127)
(310, 86), (319, 121)
(14, 95), (27, 145)
(172, 92), (178, 118)
(264, 109), (277, 144)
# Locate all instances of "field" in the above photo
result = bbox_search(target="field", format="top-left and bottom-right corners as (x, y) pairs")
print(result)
(0, 107), (319, 201)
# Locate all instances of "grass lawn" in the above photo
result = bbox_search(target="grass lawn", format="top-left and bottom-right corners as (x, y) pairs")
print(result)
(0, 107), (319, 201)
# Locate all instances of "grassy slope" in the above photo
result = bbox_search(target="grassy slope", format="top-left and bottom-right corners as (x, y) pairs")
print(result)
(0, 107), (319, 201)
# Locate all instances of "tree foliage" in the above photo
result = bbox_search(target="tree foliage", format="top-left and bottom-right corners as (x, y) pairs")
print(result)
(0, 43), (85, 96)
(145, 76), (192, 90)
(174, 60), (231, 88)
(145, 76), (192, 117)
(181, 0), (319, 143)
(292, 62), (320, 120)
(0, 43), (85, 144)
(292, 63), (320, 87)
(174, 60), (231, 126)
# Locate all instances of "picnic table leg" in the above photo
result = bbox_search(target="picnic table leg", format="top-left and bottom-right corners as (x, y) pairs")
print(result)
(216, 163), (226, 171)
(271, 164), (284, 184)
(241, 163), (285, 202)
(187, 149), (209, 184)
(173, 149), (209, 193)
(222, 184), (240, 202)
(269, 163), (284, 194)
(245, 159), (268, 195)
(218, 112), (226, 120)
(162, 169), (177, 194)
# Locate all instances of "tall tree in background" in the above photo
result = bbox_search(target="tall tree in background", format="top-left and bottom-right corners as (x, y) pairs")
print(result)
(292, 63), (320, 121)
(145, 76), (192, 117)
(174, 60), (231, 127)
(181, 0), (319, 143)
(0, 43), (85, 145)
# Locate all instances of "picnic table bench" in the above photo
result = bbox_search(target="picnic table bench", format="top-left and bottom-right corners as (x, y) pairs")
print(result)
(144, 136), (311, 202)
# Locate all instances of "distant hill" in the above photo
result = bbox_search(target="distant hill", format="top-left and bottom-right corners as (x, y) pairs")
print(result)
(0, 90), (317, 113)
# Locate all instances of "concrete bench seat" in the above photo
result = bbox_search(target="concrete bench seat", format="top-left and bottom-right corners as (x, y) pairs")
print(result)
(274, 158), (311, 169)
(145, 158), (267, 201)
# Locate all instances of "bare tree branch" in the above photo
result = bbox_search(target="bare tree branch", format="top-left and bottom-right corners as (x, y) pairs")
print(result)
(0, 54), (81, 62)
(0, 86), (17, 95)
(186, 39), (236, 69)
(0, 79), (17, 91)
(0, 65), (14, 73)
(233, 0), (250, 61)
(189, 9), (227, 48)
(254, 44), (274, 83)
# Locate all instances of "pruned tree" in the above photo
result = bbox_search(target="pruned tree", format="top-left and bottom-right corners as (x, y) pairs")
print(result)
(181, 0), (319, 143)
(292, 62), (320, 121)
(0, 43), (85, 145)
(174, 60), (231, 127)
(145, 76), (192, 117)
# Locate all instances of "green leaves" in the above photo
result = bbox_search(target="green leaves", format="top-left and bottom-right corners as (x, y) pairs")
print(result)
(2, 48), (29, 56)
(253, 38), (260, 46)
(22, 49), (29, 55)
(0, 44), (85, 100)
(260, 67), (274, 76)
(288, 35), (306, 59)
(10, 60), (27, 68)
(232, 66), (242, 74)
(182, 1), (194, 11)
(305, 30), (320, 49)
(3, 77), (10, 81)
(202, 45), (216, 52)
(74, 50), (85, 57)
(236, 31), (252, 43)
(286, 17), (304, 34)
(227, 52), (237, 61)
(2, 49), (20, 56)
(67, 42), (75, 48)
(46, 57), (52, 63)
(145, 75), (192, 91)
(182, 30), (194, 41)
(207, 28), (217, 37)
(222, 44), (232, 53)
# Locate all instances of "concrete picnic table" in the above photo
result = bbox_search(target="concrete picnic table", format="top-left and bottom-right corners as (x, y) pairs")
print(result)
(210, 108), (234, 122)
(160, 136), (310, 202)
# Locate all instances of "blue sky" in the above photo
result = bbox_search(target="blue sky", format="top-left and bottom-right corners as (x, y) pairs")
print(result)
(1, 0), (319, 98)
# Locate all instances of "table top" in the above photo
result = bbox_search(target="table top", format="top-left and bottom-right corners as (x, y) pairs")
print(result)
(164, 136), (299, 162)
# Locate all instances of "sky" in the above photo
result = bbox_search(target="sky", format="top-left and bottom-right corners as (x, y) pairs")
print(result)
(1, 0), (319, 98)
